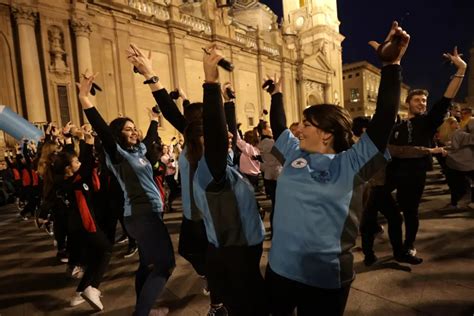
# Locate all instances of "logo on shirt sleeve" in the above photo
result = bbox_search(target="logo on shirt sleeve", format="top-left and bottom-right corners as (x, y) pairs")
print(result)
(139, 158), (148, 166)
(83, 183), (89, 191)
(291, 158), (308, 168)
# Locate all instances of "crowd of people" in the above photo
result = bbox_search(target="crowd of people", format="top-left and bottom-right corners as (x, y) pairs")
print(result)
(0, 21), (472, 316)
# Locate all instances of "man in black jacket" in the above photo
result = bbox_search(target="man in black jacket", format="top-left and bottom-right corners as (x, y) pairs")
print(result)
(383, 47), (466, 264)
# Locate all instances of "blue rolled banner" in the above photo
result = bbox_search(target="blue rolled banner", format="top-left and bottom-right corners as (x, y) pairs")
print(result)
(0, 105), (44, 142)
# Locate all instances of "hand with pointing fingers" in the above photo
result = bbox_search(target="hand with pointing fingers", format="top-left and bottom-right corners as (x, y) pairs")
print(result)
(443, 46), (467, 71)
(75, 69), (99, 109)
(262, 73), (282, 95)
(368, 21), (410, 65)
(126, 44), (155, 78)
(203, 43), (224, 83)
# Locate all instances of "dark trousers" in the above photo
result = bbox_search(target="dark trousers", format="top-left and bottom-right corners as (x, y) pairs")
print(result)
(360, 185), (403, 257)
(114, 207), (136, 248)
(178, 217), (208, 276)
(125, 212), (175, 316)
(68, 230), (87, 267)
(445, 168), (474, 206)
(244, 174), (259, 189)
(385, 167), (426, 250)
(263, 179), (277, 234)
(265, 265), (351, 316)
(52, 208), (68, 251)
(20, 186), (40, 217)
(206, 243), (266, 316)
(77, 229), (112, 292)
(165, 175), (180, 210)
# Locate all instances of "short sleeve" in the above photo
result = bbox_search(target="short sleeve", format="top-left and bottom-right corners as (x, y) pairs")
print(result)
(274, 129), (300, 161)
(339, 133), (391, 181)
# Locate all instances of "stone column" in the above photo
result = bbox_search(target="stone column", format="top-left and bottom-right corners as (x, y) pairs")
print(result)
(71, 18), (95, 101)
(12, 6), (47, 123)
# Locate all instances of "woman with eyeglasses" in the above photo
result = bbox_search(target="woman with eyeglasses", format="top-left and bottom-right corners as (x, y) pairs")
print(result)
(76, 73), (175, 316)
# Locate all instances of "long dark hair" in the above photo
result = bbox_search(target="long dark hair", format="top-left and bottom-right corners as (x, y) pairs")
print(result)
(42, 151), (77, 205)
(303, 104), (354, 153)
(184, 120), (203, 169)
(183, 102), (203, 123)
(109, 117), (136, 149)
(244, 129), (259, 146)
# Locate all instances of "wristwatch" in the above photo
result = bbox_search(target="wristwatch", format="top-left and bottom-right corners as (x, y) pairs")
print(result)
(143, 76), (159, 84)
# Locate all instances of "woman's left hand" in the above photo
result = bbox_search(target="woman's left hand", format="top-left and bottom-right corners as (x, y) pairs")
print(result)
(203, 43), (224, 83)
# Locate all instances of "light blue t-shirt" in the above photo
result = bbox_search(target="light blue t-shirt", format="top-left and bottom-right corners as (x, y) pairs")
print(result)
(105, 142), (163, 217)
(178, 147), (203, 221)
(269, 129), (389, 289)
(192, 156), (265, 248)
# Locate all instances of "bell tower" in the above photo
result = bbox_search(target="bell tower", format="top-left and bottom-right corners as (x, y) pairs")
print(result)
(282, 0), (344, 107)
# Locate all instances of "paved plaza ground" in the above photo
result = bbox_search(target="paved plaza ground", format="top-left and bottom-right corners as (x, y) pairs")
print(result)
(0, 168), (473, 315)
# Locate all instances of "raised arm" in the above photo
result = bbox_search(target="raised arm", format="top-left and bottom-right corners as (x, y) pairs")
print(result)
(426, 47), (467, 132)
(222, 82), (237, 152)
(366, 21), (410, 152)
(78, 137), (95, 181)
(264, 75), (286, 141)
(126, 43), (186, 133)
(152, 89), (186, 133)
(76, 73), (119, 162)
(142, 108), (160, 148)
(202, 44), (228, 182)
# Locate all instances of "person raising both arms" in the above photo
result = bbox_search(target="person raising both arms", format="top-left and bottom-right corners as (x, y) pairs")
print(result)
(76, 71), (175, 316)
(265, 22), (410, 316)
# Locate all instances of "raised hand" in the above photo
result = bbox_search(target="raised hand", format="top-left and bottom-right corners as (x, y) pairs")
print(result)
(443, 46), (467, 70)
(126, 44), (154, 78)
(62, 121), (73, 136)
(75, 70), (99, 108)
(263, 73), (282, 95)
(178, 88), (188, 101)
(147, 107), (160, 121)
(368, 21), (410, 65)
(221, 82), (235, 101)
(203, 43), (224, 83)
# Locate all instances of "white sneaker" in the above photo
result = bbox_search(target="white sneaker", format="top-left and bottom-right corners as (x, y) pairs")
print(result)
(81, 286), (103, 311)
(70, 292), (85, 307)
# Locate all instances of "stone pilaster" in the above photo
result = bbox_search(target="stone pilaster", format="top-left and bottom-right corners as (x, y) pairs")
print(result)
(71, 17), (95, 102)
(12, 5), (47, 123)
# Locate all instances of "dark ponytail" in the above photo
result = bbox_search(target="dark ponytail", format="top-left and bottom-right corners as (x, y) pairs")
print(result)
(303, 104), (354, 153)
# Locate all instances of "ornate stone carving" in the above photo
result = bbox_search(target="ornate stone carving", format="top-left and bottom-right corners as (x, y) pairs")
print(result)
(180, 13), (211, 34)
(48, 26), (70, 75)
(71, 18), (92, 38)
(235, 32), (256, 49)
(128, 0), (170, 20)
(304, 79), (325, 104)
(12, 6), (37, 26)
(261, 42), (279, 56)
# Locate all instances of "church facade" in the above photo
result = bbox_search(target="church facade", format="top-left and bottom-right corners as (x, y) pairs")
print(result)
(0, 0), (344, 142)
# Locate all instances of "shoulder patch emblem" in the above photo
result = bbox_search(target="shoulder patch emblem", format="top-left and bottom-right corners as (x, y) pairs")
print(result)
(139, 158), (147, 166)
(291, 158), (308, 169)
(83, 183), (89, 191)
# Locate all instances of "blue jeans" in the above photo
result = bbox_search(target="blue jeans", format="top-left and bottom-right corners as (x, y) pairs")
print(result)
(125, 212), (175, 316)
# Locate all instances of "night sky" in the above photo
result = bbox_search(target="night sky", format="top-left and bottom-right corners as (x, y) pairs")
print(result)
(260, 0), (474, 103)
